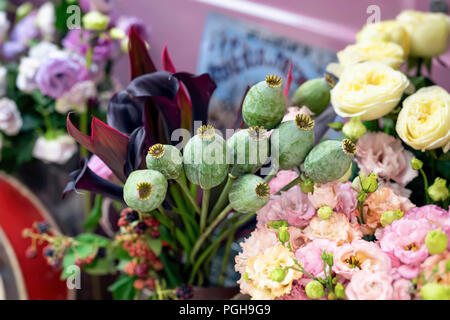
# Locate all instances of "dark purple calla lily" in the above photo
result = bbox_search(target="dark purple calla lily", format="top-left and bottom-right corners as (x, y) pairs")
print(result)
(107, 91), (144, 136)
(62, 158), (123, 202)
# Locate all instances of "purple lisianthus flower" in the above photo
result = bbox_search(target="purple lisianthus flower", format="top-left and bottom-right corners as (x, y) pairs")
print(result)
(62, 29), (117, 62)
(2, 12), (39, 59)
(35, 57), (90, 99)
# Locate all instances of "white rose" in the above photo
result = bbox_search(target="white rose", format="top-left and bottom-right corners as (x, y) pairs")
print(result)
(55, 81), (97, 114)
(0, 98), (22, 136)
(397, 10), (450, 57)
(0, 11), (10, 41)
(331, 61), (410, 121)
(0, 66), (7, 97)
(37, 2), (55, 40)
(32, 135), (78, 164)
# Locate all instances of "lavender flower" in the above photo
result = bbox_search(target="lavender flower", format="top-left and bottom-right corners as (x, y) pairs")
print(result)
(35, 56), (90, 99)
(62, 29), (117, 62)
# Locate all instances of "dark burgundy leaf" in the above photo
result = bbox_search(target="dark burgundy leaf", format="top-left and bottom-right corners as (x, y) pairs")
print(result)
(67, 114), (129, 182)
(233, 86), (249, 130)
(63, 159), (123, 202)
(174, 72), (216, 126)
(107, 90), (144, 135)
(284, 62), (293, 98)
(125, 126), (147, 176)
(128, 26), (156, 79)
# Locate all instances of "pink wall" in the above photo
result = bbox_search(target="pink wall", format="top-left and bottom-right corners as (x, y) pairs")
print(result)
(114, 0), (450, 89)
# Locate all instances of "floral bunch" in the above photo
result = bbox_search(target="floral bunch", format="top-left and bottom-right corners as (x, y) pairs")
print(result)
(0, 0), (147, 171)
(236, 7), (450, 300)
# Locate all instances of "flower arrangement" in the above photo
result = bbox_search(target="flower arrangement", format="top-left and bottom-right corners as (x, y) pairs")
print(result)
(0, 0), (147, 171)
(21, 7), (450, 301)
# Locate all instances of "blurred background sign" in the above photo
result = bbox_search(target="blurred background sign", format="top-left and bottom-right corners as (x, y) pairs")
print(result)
(197, 12), (336, 129)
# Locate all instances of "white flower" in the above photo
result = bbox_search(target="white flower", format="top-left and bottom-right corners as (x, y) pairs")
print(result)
(0, 98), (22, 136)
(32, 135), (77, 164)
(0, 66), (7, 97)
(55, 80), (97, 114)
(16, 42), (60, 93)
(37, 2), (55, 40)
(0, 11), (10, 41)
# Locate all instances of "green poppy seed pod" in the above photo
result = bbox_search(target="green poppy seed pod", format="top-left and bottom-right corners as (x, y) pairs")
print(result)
(123, 169), (168, 212)
(146, 144), (183, 180)
(304, 139), (356, 183)
(228, 174), (270, 213)
(272, 114), (315, 170)
(242, 74), (287, 130)
(183, 125), (229, 190)
(292, 77), (332, 116)
(227, 126), (269, 177)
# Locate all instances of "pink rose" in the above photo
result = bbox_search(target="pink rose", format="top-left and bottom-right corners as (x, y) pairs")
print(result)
(257, 186), (316, 228)
(355, 132), (418, 186)
(334, 240), (391, 279)
(379, 218), (434, 278)
(268, 170), (298, 195)
(405, 205), (450, 245)
(346, 271), (394, 300)
(295, 239), (337, 277)
(392, 279), (412, 300)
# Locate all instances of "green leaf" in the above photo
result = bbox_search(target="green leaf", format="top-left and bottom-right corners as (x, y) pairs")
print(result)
(408, 76), (435, 91)
(83, 195), (103, 231)
(108, 274), (137, 300)
(75, 233), (110, 247)
(61, 248), (76, 279)
(146, 237), (162, 256)
(159, 251), (182, 288)
(84, 255), (115, 276)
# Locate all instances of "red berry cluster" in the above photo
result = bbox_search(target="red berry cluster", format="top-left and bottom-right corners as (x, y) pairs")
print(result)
(116, 208), (166, 291)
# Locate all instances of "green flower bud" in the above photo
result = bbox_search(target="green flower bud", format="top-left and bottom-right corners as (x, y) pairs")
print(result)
(446, 260), (450, 272)
(425, 229), (448, 255)
(270, 268), (287, 282)
(146, 144), (183, 180)
(328, 121), (343, 131)
(357, 191), (368, 202)
(304, 139), (356, 183)
(243, 272), (249, 281)
(183, 125), (229, 190)
(269, 220), (289, 229)
(278, 226), (290, 244)
(242, 74), (287, 130)
(271, 114), (315, 170)
(300, 178), (314, 193)
(380, 209), (404, 227)
(342, 116), (367, 141)
(334, 282), (346, 299)
(361, 172), (378, 193)
(352, 173), (367, 192)
(110, 27), (126, 39)
(305, 280), (325, 299)
(318, 206), (333, 220)
(327, 293), (336, 300)
(327, 253), (334, 267)
(292, 78), (331, 116)
(228, 174), (270, 213)
(17, 2), (33, 21)
(428, 177), (449, 202)
(411, 158), (423, 170)
(123, 170), (168, 212)
(227, 126), (269, 177)
(421, 283), (450, 300)
(82, 11), (110, 31)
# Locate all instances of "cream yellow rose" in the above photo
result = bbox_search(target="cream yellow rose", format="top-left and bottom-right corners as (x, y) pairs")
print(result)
(396, 10), (450, 57)
(337, 41), (405, 69)
(330, 61), (410, 121)
(245, 245), (301, 300)
(396, 86), (450, 152)
(356, 20), (410, 57)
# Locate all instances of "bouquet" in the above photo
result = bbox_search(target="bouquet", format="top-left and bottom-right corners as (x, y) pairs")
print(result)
(22, 7), (450, 301)
(0, 0), (148, 171)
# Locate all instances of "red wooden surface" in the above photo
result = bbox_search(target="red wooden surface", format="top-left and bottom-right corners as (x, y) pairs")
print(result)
(0, 174), (70, 300)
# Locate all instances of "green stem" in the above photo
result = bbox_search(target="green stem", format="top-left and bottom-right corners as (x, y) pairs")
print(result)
(218, 225), (236, 286)
(209, 174), (236, 223)
(188, 212), (255, 284)
(358, 200), (365, 225)
(416, 58), (423, 77)
(275, 176), (302, 195)
(191, 204), (232, 263)
(419, 168), (430, 204)
(175, 179), (201, 214)
(200, 189), (211, 233)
